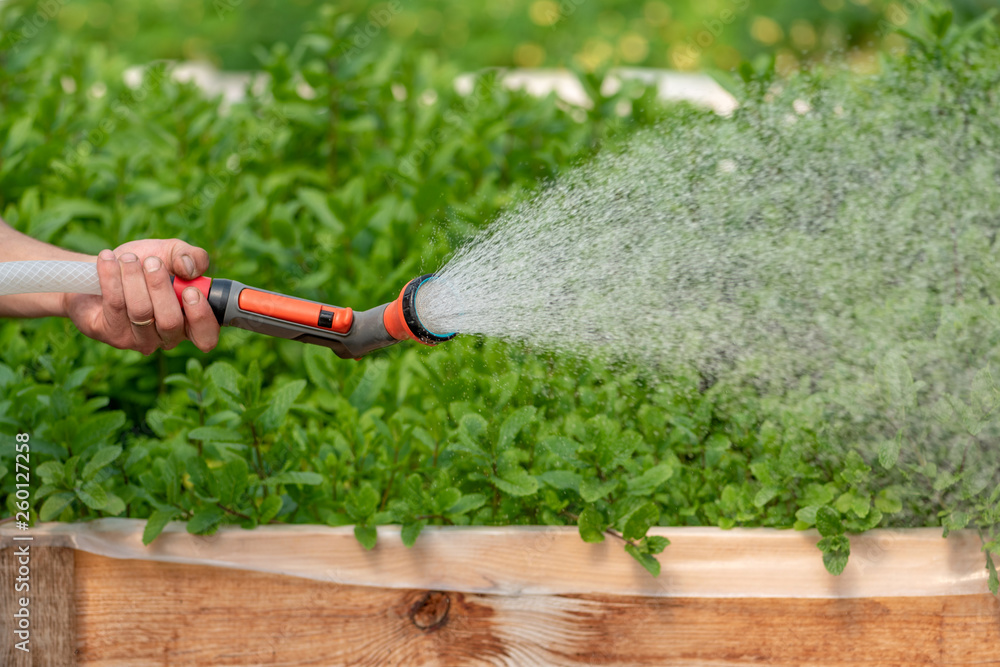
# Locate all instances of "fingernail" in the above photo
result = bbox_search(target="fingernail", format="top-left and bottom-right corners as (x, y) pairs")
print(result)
(183, 287), (201, 305)
(181, 255), (196, 277)
(143, 256), (161, 272)
(120, 253), (138, 263)
(98, 249), (115, 261)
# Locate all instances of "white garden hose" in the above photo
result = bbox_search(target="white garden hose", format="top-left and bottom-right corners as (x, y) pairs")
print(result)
(0, 261), (101, 296)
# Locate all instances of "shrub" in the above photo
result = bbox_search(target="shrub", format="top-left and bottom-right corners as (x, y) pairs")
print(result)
(1, 4), (998, 587)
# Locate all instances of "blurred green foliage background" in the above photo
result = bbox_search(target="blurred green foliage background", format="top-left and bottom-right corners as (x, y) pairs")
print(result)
(1, 0), (995, 74)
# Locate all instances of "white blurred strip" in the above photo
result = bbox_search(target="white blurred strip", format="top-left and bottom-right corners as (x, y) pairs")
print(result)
(2, 519), (988, 599)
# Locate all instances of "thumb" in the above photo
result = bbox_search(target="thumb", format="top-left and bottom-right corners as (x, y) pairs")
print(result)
(166, 240), (210, 279)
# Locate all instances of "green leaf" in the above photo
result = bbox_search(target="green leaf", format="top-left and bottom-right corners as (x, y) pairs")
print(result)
(206, 362), (241, 403)
(623, 502), (660, 541)
(538, 470), (582, 491)
(163, 373), (195, 388)
(835, 490), (870, 519)
(446, 494), (486, 516)
(626, 462), (674, 496)
(941, 511), (969, 532)
(102, 492), (126, 516)
(209, 458), (249, 506)
(625, 543), (661, 577)
(877, 349), (916, 414)
(187, 506), (225, 535)
(933, 472), (959, 492)
(460, 413), (488, 440)
(496, 406), (537, 452)
(72, 411), (126, 453)
(539, 436), (579, 460)
(63, 456), (81, 484)
(266, 471), (324, 486)
(434, 488), (462, 513)
(36, 461), (65, 485)
(795, 505), (819, 526)
(932, 9), (953, 38)
(401, 520), (425, 547)
(753, 486), (780, 508)
(354, 524), (377, 550)
(39, 492), (75, 521)
(579, 477), (618, 503)
(839, 450), (871, 486)
(987, 553), (999, 596)
(492, 468), (539, 496)
(76, 481), (109, 510)
(143, 509), (179, 545)
(877, 438), (901, 470)
(644, 535), (670, 555)
(815, 506), (843, 537)
(297, 187), (344, 234)
(256, 379), (307, 433)
(578, 507), (606, 543)
(822, 549), (850, 576)
(4, 116), (35, 156)
(259, 495), (283, 524)
(874, 488), (903, 514)
(347, 485), (380, 520)
(188, 426), (244, 443)
(82, 445), (122, 481)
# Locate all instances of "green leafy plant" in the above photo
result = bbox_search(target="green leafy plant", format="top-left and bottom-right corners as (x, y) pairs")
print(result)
(1, 2), (999, 586)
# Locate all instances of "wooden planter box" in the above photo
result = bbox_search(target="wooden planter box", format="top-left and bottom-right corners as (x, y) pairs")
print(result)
(2, 519), (997, 665)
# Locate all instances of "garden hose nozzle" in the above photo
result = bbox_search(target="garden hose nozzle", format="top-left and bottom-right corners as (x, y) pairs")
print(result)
(172, 273), (456, 359)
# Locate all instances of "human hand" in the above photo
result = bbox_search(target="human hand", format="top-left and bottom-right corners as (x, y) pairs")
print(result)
(64, 239), (220, 354)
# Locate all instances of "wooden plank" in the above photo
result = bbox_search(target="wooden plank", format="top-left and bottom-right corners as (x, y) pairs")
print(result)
(5, 519), (991, 599)
(0, 546), (76, 667)
(74, 551), (1000, 666)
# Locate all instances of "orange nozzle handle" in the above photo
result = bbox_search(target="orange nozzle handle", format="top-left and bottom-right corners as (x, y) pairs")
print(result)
(171, 275), (354, 333)
(238, 288), (353, 333)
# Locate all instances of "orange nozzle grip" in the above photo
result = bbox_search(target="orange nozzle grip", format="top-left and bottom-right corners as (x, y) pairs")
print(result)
(238, 288), (353, 333)
(172, 276), (212, 303)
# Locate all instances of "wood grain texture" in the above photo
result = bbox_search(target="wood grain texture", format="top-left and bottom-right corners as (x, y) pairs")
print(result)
(1, 546), (76, 667)
(74, 551), (1000, 667)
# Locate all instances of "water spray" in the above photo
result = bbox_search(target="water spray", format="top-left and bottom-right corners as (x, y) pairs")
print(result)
(0, 261), (456, 359)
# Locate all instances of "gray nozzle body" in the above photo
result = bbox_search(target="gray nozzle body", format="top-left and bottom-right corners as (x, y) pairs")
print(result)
(210, 279), (399, 359)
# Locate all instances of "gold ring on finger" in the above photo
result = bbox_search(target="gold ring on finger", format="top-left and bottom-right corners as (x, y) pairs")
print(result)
(131, 317), (155, 327)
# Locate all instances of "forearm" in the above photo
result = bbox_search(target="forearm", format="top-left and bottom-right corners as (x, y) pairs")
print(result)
(0, 219), (93, 318)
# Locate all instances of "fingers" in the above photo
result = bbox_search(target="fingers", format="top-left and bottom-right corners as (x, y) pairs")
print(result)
(167, 240), (210, 280)
(97, 239), (219, 354)
(118, 253), (162, 355)
(180, 287), (220, 353)
(96, 249), (130, 345)
(142, 256), (186, 350)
